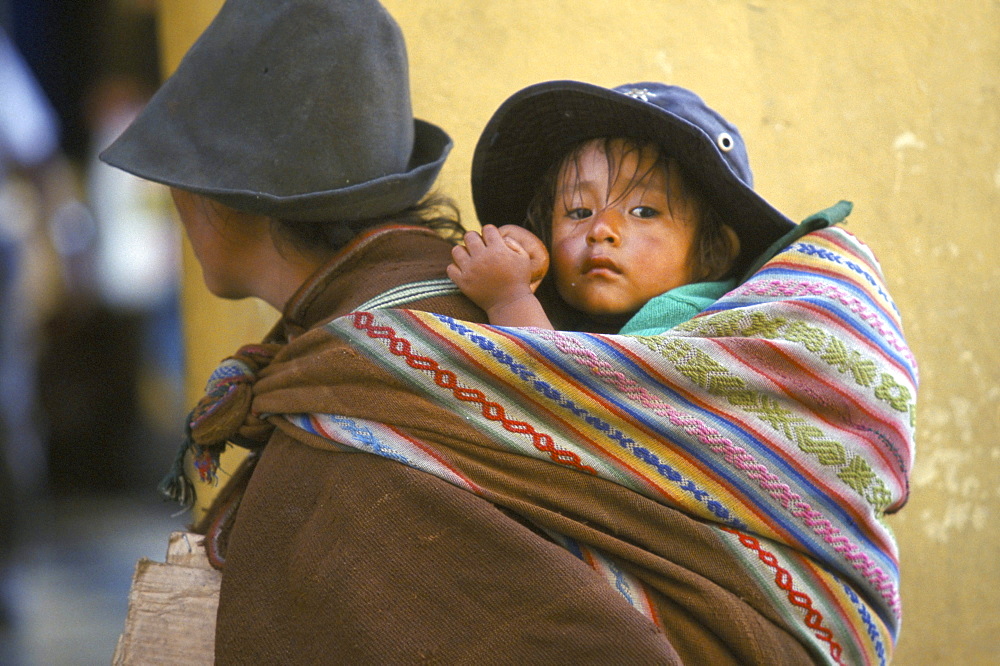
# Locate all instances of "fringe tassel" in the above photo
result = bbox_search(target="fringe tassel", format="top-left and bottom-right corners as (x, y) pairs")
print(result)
(158, 433), (197, 509)
(159, 418), (226, 509)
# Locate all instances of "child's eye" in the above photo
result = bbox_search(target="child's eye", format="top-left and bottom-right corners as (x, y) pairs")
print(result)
(630, 206), (659, 219)
(566, 207), (592, 220)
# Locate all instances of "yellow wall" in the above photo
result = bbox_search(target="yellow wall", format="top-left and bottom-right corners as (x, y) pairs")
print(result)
(159, 1), (1000, 662)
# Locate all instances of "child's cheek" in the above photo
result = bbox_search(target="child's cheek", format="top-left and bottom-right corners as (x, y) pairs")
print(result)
(549, 240), (578, 284)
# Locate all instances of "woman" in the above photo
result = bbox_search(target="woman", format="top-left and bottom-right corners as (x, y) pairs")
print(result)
(101, 0), (685, 662)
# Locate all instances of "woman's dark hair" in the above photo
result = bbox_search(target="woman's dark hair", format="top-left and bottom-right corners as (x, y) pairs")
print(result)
(524, 137), (739, 282)
(271, 192), (464, 258)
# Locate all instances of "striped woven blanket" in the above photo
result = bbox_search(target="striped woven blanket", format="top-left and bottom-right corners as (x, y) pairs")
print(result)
(257, 225), (915, 664)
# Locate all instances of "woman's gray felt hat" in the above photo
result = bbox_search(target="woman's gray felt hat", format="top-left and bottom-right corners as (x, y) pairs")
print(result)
(471, 80), (795, 272)
(100, 0), (451, 222)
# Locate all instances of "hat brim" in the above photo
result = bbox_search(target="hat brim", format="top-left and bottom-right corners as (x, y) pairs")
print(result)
(471, 80), (794, 273)
(100, 118), (452, 223)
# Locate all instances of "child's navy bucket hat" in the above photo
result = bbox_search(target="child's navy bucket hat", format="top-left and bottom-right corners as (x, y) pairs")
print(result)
(471, 81), (796, 273)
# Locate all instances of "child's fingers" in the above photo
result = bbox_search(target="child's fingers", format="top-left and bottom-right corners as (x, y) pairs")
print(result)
(497, 225), (549, 289)
(481, 224), (530, 258)
(502, 236), (525, 253)
(450, 242), (470, 267)
(480, 224), (509, 249)
(498, 225), (546, 258)
(462, 229), (486, 251)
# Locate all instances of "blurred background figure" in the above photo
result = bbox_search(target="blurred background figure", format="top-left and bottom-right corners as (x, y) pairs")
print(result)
(0, 1), (186, 663)
(5, 0), (182, 496)
(0, 21), (64, 629)
(40, 53), (183, 497)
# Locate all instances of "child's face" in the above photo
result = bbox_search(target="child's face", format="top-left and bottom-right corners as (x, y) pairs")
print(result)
(549, 139), (701, 318)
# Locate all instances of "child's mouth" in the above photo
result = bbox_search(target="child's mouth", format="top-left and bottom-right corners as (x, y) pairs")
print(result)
(583, 256), (622, 276)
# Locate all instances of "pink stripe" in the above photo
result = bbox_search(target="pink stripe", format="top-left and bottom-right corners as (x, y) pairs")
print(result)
(408, 314), (689, 505)
(542, 329), (902, 617)
(736, 278), (916, 375)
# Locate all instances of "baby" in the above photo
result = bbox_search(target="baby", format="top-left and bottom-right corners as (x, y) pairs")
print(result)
(448, 134), (741, 333)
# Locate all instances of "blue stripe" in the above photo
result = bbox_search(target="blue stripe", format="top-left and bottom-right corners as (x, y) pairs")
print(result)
(434, 315), (900, 608)
(437, 316), (751, 531)
(727, 262), (916, 383)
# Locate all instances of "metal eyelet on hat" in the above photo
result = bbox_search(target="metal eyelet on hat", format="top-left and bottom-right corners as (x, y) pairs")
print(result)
(717, 132), (735, 152)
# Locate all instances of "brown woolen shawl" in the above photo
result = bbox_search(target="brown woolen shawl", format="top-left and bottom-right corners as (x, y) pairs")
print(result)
(205, 226), (810, 664)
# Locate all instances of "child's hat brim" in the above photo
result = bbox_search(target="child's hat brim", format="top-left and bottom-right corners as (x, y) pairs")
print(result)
(471, 80), (795, 272)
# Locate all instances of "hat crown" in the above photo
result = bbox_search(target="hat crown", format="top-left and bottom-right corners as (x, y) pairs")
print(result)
(612, 82), (753, 188)
(100, 0), (452, 221)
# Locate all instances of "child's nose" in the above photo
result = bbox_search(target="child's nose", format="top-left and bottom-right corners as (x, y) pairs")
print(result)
(587, 209), (622, 245)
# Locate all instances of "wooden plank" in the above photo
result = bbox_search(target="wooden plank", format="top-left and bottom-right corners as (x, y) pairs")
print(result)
(112, 532), (221, 665)
(166, 531), (214, 569)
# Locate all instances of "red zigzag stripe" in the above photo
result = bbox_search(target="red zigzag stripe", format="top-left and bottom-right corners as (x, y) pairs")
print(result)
(721, 526), (846, 665)
(353, 312), (597, 475)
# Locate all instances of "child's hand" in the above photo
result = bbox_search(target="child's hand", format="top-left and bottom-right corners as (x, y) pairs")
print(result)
(496, 225), (549, 292)
(448, 225), (541, 313)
